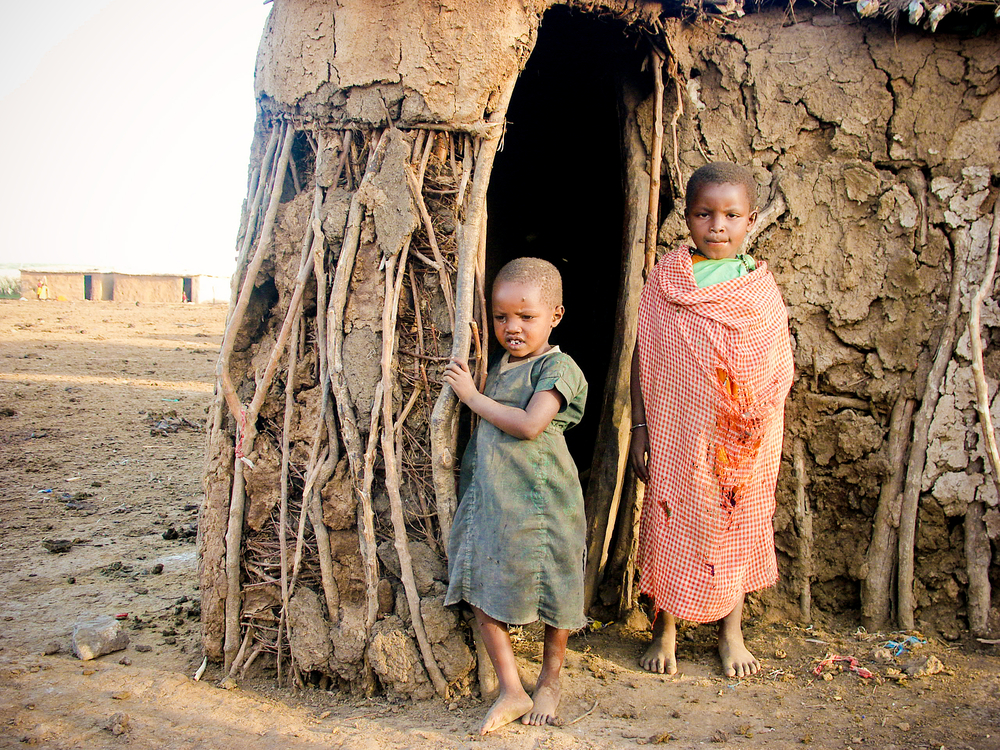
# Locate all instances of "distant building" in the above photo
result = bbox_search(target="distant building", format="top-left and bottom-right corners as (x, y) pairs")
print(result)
(18, 268), (231, 304)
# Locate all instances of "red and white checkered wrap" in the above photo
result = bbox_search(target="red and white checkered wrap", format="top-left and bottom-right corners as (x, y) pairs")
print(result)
(636, 247), (794, 623)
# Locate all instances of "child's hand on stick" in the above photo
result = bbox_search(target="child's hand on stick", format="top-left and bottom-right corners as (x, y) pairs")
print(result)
(444, 358), (479, 404)
(629, 425), (649, 483)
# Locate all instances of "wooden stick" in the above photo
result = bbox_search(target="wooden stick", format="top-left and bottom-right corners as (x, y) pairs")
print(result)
(861, 395), (914, 632)
(306, 453), (341, 625)
(965, 199), (1000, 635)
(325, 128), (387, 695)
(644, 47), (665, 279)
(897, 230), (968, 629)
(417, 128), (434, 187)
(381, 248), (450, 699)
(218, 122), (295, 431)
(429, 75), (516, 553)
(969, 200), (1000, 506)
(226, 626), (254, 680)
(308, 136), (338, 461)
(456, 134), (472, 214)
(404, 163), (456, 331)
(360, 381), (384, 634)
(793, 437), (813, 623)
(240, 644), (265, 680)
(965, 499), (991, 636)
(474, 207), (489, 392)
(276, 282), (299, 680)
(411, 129), (428, 165)
(232, 125), (282, 288)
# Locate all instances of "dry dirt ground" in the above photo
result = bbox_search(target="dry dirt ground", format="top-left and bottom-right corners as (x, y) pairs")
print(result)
(1, 299), (998, 750)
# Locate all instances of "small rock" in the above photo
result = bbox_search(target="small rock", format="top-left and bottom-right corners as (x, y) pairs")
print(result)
(72, 616), (130, 660)
(43, 641), (62, 656)
(119, 656), (132, 666)
(822, 672), (834, 681)
(42, 539), (73, 553)
(67, 577), (75, 585)
(134, 644), (152, 653)
(774, 649), (787, 659)
(711, 729), (730, 743)
(150, 563), (164, 575)
(162, 527), (179, 541)
(134, 586), (149, 595)
(896, 722), (910, 731)
(103, 712), (130, 736)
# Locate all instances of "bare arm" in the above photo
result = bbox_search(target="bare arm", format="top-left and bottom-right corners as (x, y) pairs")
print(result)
(444, 358), (563, 441)
(629, 343), (650, 483)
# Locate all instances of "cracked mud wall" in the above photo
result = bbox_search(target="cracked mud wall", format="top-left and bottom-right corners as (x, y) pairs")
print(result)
(254, 0), (537, 127)
(661, 9), (999, 635)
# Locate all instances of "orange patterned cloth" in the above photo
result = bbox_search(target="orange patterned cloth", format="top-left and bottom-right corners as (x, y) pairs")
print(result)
(636, 246), (794, 623)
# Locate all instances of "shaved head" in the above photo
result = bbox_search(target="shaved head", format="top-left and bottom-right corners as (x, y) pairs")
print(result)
(493, 257), (563, 307)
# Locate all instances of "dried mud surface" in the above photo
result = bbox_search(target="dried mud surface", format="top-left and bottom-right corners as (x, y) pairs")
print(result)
(1, 299), (999, 749)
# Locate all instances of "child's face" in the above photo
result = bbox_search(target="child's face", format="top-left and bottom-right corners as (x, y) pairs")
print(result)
(491, 280), (564, 361)
(685, 182), (758, 260)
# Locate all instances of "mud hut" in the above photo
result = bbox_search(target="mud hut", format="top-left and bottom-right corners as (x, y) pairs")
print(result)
(200, 0), (1000, 697)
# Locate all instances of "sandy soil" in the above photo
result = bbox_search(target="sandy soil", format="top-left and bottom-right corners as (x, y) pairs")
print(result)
(1, 299), (998, 750)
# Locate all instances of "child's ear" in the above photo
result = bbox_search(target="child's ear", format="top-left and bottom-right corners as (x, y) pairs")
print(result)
(551, 304), (565, 327)
(748, 209), (759, 227)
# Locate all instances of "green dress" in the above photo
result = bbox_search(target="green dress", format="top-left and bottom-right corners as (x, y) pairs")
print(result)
(445, 347), (588, 630)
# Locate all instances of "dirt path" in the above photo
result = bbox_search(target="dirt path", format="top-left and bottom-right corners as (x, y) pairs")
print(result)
(0, 300), (997, 749)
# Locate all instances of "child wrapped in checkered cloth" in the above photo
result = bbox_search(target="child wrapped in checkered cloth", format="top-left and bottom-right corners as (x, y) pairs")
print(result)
(630, 162), (794, 677)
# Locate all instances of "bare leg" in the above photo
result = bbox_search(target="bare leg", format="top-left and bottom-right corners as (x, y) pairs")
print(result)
(639, 609), (677, 674)
(717, 593), (759, 678)
(522, 625), (567, 726)
(472, 607), (533, 734)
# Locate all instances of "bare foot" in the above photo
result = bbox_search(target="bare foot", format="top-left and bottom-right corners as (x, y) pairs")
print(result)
(639, 609), (677, 675)
(522, 680), (561, 726)
(718, 632), (759, 677)
(480, 690), (533, 735)
(717, 595), (759, 678)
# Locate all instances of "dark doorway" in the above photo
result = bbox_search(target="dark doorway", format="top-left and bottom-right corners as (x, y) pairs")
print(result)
(183, 277), (193, 302)
(84, 275), (93, 301)
(486, 7), (643, 484)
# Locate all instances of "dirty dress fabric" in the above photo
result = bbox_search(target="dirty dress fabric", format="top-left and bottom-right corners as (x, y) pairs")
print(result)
(446, 348), (588, 630)
(636, 246), (794, 623)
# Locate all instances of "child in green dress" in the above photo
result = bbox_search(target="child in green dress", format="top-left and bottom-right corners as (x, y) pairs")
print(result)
(444, 257), (588, 734)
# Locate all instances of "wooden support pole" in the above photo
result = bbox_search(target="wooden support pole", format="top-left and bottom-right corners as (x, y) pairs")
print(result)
(966, 199), (1000, 635)
(644, 48), (665, 279)
(861, 395), (915, 631)
(898, 231), (968, 630)
(381, 248), (450, 699)
(969, 200), (1000, 507)
(793, 437), (813, 623)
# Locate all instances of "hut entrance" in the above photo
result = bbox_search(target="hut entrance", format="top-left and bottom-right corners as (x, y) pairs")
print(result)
(486, 7), (644, 483)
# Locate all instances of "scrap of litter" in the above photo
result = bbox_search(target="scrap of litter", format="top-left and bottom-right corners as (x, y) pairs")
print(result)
(813, 654), (873, 679)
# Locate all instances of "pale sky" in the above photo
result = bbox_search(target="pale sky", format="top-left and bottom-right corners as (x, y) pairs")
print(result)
(0, 0), (272, 277)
